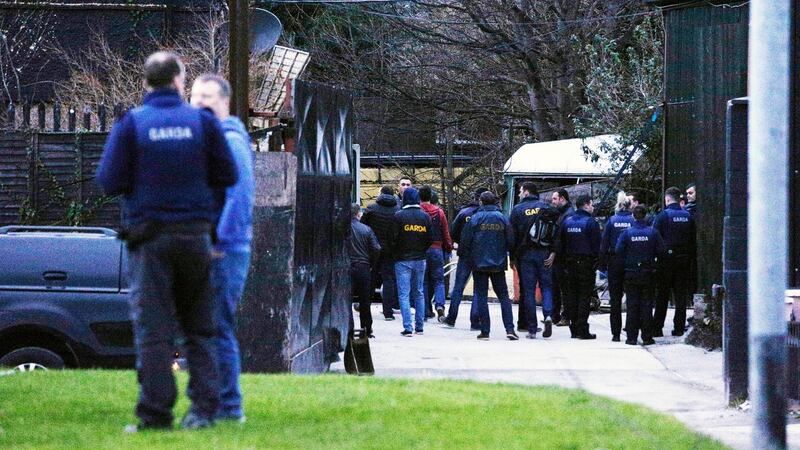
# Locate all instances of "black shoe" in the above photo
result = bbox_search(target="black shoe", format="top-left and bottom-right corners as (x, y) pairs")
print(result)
(415, 329), (424, 335)
(180, 412), (214, 430)
(578, 333), (596, 340)
(625, 340), (638, 346)
(642, 338), (656, 346)
(436, 307), (445, 322)
(671, 330), (684, 337)
(612, 335), (620, 342)
(652, 329), (663, 338)
(477, 333), (490, 340)
(506, 331), (519, 341)
(384, 316), (395, 321)
(543, 317), (553, 338)
(525, 332), (536, 339)
(442, 319), (455, 328)
(401, 330), (413, 337)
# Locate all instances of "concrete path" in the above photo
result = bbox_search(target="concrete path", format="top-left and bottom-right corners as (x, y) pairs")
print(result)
(332, 302), (800, 449)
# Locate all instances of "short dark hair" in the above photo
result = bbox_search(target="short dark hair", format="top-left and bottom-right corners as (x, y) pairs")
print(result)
(557, 188), (570, 202)
(686, 182), (696, 190)
(479, 191), (497, 205)
(521, 181), (538, 196)
(665, 186), (682, 202)
(352, 203), (362, 218)
(633, 205), (647, 221)
(575, 194), (592, 208)
(431, 191), (439, 205)
(473, 187), (489, 201)
(195, 73), (231, 98)
(144, 51), (184, 89)
(380, 185), (394, 195)
(419, 185), (433, 202)
(630, 191), (644, 204)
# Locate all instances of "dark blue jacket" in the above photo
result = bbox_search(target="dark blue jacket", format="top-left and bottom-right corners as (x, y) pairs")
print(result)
(615, 220), (665, 274)
(560, 209), (601, 258)
(510, 195), (556, 254)
(599, 210), (635, 255)
(460, 205), (515, 272)
(451, 202), (480, 256)
(653, 203), (695, 255)
(390, 188), (433, 261)
(96, 89), (237, 227)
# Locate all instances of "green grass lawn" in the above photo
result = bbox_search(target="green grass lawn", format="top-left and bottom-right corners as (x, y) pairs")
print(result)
(0, 370), (726, 449)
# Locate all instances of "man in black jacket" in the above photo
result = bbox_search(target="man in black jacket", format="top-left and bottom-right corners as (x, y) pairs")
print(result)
(349, 204), (382, 337)
(391, 187), (433, 336)
(361, 185), (401, 320)
(550, 188), (575, 326)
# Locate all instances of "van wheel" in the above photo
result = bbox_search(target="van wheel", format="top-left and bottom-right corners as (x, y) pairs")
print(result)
(0, 347), (65, 371)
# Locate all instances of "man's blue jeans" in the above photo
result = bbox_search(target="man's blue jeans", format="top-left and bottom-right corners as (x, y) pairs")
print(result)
(395, 259), (427, 332)
(519, 248), (553, 332)
(211, 248), (251, 419)
(446, 257), (479, 327)
(473, 270), (515, 335)
(424, 248), (446, 309)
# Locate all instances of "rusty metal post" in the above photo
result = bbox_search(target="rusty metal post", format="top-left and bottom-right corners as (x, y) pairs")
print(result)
(228, 0), (250, 126)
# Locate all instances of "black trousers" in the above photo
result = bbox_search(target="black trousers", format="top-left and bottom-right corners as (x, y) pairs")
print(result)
(351, 262), (374, 334)
(607, 254), (625, 337)
(653, 254), (691, 333)
(551, 262), (565, 323)
(624, 273), (655, 342)
(563, 256), (596, 336)
(128, 229), (218, 426)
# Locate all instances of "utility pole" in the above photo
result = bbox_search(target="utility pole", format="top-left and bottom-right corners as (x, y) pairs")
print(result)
(228, 0), (250, 124)
(748, 1), (791, 448)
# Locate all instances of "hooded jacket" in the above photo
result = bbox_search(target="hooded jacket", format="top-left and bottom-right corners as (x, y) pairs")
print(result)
(215, 116), (255, 252)
(361, 193), (400, 256)
(421, 202), (454, 252)
(390, 188), (433, 261)
(460, 204), (515, 272)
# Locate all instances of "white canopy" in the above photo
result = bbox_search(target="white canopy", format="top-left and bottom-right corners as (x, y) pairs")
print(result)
(503, 134), (623, 177)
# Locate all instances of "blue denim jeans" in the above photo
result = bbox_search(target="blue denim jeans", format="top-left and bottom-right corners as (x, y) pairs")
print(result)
(128, 231), (218, 426)
(211, 248), (251, 419)
(473, 271), (515, 335)
(519, 248), (553, 331)
(424, 248), (446, 309)
(446, 257), (479, 327)
(395, 259), (427, 332)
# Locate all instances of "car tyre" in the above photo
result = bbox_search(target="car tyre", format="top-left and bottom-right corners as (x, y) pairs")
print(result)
(0, 347), (65, 371)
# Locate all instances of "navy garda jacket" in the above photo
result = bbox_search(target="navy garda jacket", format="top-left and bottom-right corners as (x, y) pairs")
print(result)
(460, 204), (515, 272)
(560, 209), (601, 258)
(451, 202), (480, 256)
(390, 189), (434, 261)
(510, 195), (557, 255)
(599, 210), (635, 255)
(653, 203), (696, 256)
(96, 89), (237, 227)
(615, 220), (665, 275)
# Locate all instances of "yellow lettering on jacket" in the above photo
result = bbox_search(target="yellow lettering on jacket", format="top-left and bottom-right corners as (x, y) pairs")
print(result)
(524, 208), (540, 216)
(404, 224), (428, 233)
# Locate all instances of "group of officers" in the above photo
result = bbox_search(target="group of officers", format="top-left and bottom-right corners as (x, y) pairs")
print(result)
(351, 179), (697, 346)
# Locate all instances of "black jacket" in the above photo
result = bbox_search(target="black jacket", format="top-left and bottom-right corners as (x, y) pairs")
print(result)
(391, 205), (434, 261)
(349, 219), (381, 266)
(361, 194), (400, 258)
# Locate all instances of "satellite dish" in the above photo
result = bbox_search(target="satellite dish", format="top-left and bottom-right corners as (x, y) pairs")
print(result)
(217, 8), (283, 56)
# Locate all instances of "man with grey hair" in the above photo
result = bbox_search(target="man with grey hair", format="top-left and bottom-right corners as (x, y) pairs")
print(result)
(190, 73), (254, 423)
(97, 51), (237, 432)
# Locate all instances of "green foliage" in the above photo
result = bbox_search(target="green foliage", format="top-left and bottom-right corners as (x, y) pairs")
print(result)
(0, 371), (728, 449)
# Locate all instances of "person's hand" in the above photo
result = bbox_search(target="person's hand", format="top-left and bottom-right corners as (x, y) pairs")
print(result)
(544, 252), (556, 268)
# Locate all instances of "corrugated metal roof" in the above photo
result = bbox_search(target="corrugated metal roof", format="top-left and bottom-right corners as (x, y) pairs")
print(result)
(502, 134), (624, 177)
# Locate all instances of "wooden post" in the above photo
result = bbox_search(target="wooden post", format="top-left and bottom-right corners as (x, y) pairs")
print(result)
(228, 0), (250, 127)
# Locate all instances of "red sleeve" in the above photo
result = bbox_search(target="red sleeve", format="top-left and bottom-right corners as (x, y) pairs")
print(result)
(440, 209), (454, 252)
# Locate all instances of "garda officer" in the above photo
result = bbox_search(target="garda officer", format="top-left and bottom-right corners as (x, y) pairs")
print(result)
(599, 192), (635, 342)
(616, 205), (665, 345)
(443, 188), (488, 329)
(652, 186), (696, 337)
(510, 182), (557, 339)
(459, 191), (518, 340)
(97, 52), (237, 431)
(550, 188), (575, 326)
(559, 194), (601, 340)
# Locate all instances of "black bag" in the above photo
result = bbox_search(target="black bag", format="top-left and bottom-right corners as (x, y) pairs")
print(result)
(527, 207), (560, 247)
(344, 328), (374, 375)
